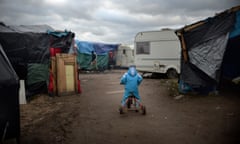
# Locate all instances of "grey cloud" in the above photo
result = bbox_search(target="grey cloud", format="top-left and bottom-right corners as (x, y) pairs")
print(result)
(0, 0), (240, 44)
(114, 0), (239, 15)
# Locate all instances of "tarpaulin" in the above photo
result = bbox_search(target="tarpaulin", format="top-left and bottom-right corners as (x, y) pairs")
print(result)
(0, 43), (20, 141)
(175, 6), (240, 93)
(75, 40), (119, 55)
(49, 31), (75, 53)
(0, 44), (18, 85)
(0, 24), (51, 78)
(76, 40), (94, 55)
(0, 23), (54, 33)
(8, 24), (54, 33)
(93, 42), (119, 55)
(0, 22), (75, 97)
(188, 33), (229, 80)
(230, 11), (240, 38)
(77, 52), (109, 71)
(26, 81), (48, 98)
(47, 30), (70, 37)
(183, 12), (235, 50)
(222, 35), (240, 80)
(179, 11), (235, 86)
(27, 63), (49, 85)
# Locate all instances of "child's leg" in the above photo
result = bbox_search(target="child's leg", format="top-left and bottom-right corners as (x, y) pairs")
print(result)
(121, 91), (129, 106)
(133, 91), (141, 107)
(133, 91), (141, 101)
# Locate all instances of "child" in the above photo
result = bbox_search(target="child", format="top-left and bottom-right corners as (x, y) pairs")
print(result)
(120, 65), (143, 106)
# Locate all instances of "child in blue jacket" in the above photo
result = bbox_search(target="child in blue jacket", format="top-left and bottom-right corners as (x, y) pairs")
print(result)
(120, 65), (143, 106)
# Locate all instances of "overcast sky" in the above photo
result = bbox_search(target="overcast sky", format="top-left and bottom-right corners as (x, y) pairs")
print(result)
(0, 0), (239, 45)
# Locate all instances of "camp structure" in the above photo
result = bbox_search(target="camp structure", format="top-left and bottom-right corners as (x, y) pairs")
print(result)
(0, 43), (20, 142)
(134, 29), (181, 78)
(0, 22), (75, 98)
(115, 44), (134, 68)
(175, 5), (240, 94)
(75, 40), (119, 71)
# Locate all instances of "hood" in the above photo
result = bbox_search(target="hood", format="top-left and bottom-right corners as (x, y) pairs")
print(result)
(127, 66), (137, 77)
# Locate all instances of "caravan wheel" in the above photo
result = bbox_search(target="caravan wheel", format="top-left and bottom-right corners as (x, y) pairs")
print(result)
(167, 69), (178, 79)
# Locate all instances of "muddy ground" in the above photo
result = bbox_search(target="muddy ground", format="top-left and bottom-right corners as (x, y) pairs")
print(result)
(10, 70), (240, 144)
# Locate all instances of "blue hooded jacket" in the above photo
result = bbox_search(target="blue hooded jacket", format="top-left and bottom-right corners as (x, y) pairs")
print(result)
(120, 66), (143, 103)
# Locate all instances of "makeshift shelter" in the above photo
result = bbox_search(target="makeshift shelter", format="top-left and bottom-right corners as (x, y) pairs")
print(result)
(176, 5), (240, 94)
(0, 23), (75, 98)
(48, 30), (76, 96)
(75, 40), (119, 71)
(0, 44), (20, 142)
(50, 53), (79, 96)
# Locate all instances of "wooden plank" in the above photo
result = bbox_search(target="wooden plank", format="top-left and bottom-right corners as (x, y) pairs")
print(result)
(229, 5), (240, 13)
(57, 54), (65, 95)
(74, 55), (78, 93)
(65, 65), (75, 92)
(183, 21), (205, 32)
(179, 34), (188, 62)
(56, 53), (78, 96)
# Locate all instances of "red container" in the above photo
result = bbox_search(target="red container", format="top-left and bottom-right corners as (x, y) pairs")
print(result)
(50, 47), (62, 57)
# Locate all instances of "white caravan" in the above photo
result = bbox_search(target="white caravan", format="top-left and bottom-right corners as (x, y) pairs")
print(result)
(134, 29), (181, 78)
(116, 45), (134, 68)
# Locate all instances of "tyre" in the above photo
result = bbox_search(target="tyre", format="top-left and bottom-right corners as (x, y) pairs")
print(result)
(141, 106), (146, 115)
(127, 99), (132, 108)
(167, 69), (178, 79)
(119, 107), (124, 114)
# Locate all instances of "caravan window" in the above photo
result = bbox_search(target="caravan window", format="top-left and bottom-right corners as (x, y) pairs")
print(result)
(123, 49), (126, 54)
(136, 42), (150, 54)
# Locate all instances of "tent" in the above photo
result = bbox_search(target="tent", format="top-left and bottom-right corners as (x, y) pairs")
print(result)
(0, 43), (20, 142)
(0, 23), (75, 98)
(175, 5), (240, 94)
(75, 40), (119, 71)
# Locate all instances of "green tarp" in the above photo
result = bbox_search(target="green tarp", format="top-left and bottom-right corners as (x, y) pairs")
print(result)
(27, 63), (49, 85)
(77, 53), (109, 71)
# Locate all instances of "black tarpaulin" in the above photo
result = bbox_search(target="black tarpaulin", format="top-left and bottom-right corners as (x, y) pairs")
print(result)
(176, 5), (240, 93)
(183, 12), (235, 81)
(9, 24), (54, 33)
(0, 23), (52, 79)
(184, 13), (235, 49)
(0, 43), (20, 141)
(50, 32), (75, 53)
(0, 44), (18, 85)
(222, 35), (240, 80)
(0, 23), (75, 98)
(188, 34), (229, 81)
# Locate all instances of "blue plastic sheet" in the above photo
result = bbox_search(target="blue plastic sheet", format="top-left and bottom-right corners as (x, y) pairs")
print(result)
(75, 40), (119, 55)
(230, 11), (240, 38)
(47, 29), (70, 37)
(75, 40), (94, 55)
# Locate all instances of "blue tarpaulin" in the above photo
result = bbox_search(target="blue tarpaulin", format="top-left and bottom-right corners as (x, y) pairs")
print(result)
(75, 40), (94, 55)
(230, 11), (240, 38)
(93, 42), (119, 55)
(47, 30), (71, 37)
(75, 40), (119, 55)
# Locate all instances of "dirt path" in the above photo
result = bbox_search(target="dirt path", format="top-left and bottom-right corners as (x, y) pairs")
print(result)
(19, 70), (240, 144)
